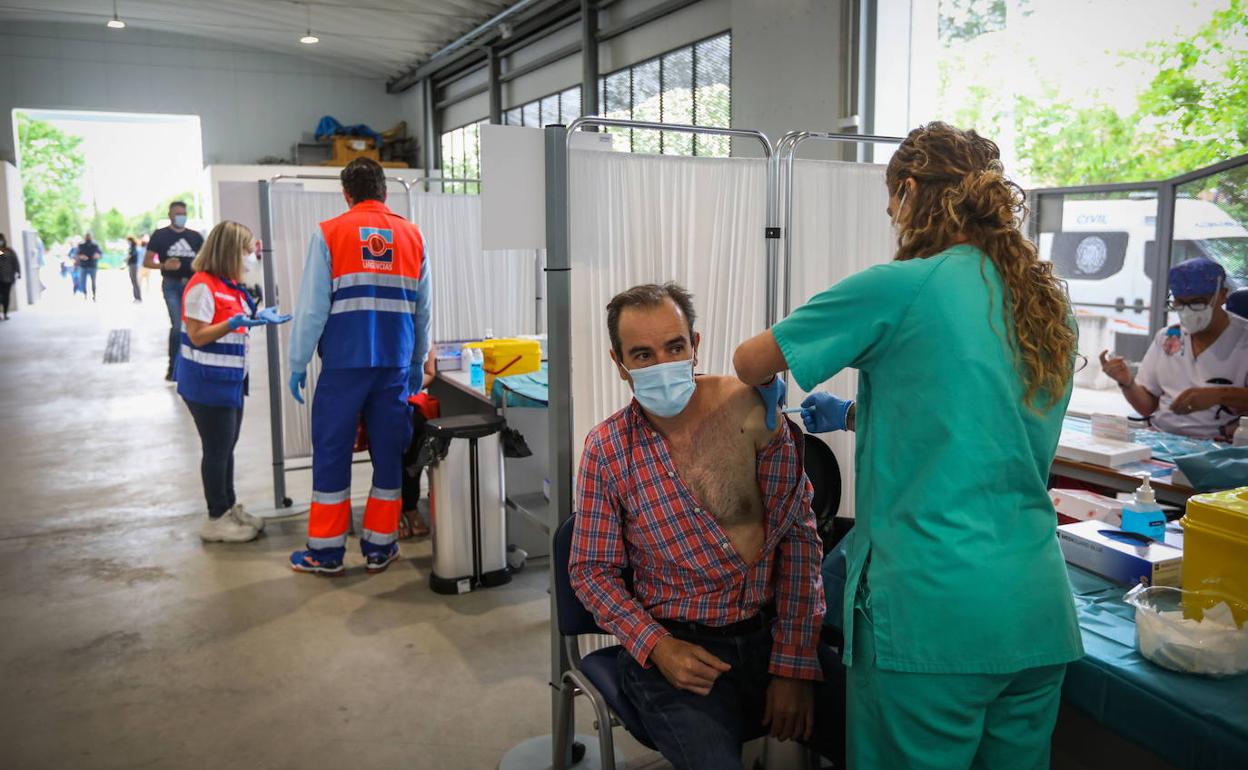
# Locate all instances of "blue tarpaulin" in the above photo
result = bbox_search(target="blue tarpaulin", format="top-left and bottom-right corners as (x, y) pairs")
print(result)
(315, 115), (384, 149)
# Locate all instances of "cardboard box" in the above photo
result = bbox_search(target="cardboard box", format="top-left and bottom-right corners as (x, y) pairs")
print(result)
(1058, 520), (1182, 587)
(1056, 431), (1152, 468)
(1050, 488), (1124, 526)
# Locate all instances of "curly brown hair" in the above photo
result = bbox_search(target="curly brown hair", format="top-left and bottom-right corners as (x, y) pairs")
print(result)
(885, 122), (1076, 410)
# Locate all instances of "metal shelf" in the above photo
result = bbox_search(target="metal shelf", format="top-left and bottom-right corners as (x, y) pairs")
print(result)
(506, 492), (551, 534)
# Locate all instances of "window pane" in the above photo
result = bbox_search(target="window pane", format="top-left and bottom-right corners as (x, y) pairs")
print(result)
(661, 47), (694, 155)
(694, 33), (732, 156)
(631, 59), (662, 154)
(1177, 165), (1248, 288)
(523, 100), (540, 128)
(440, 131), (454, 179)
(540, 94), (560, 128)
(504, 107), (522, 126)
(605, 69), (632, 150)
(465, 122), (482, 185)
(560, 86), (582, 123)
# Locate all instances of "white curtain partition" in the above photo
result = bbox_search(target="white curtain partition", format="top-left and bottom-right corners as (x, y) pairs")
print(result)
(268, 185), (536, 460)
(785, 159), (895, 518)
(568, 150), (769, 463)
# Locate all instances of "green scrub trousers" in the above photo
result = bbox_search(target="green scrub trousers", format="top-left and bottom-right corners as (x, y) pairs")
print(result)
(771, 244), (1084, 770)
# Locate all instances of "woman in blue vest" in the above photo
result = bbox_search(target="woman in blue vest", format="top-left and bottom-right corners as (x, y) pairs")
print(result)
(177, 221), (291, 542)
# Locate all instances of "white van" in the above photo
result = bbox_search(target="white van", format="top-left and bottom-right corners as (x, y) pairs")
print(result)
(1038, 196), (1247, 368)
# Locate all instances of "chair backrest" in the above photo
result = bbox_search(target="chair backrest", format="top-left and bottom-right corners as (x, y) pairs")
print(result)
(1229, 287), (1248, 321)
(803, 433), (842, 522)
(554, 515), (610, 637)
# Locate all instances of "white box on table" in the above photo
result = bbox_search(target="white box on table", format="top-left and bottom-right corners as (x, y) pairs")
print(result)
(1056, 431), (1152, 468)
(1057, 520), (1182, 587)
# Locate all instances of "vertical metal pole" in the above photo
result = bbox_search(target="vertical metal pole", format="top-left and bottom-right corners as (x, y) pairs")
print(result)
(765, 150), (779, 327)
(1150, 182), (1177, 338)
(422, 80), (438, 192)
(544, 124), (574, 769)
(535, 249), (546, 335)
(581, 0), (599, 119)
(488, 47), (503, 125)
(258, 180), (288, 510)
(857, 0), (877, 163)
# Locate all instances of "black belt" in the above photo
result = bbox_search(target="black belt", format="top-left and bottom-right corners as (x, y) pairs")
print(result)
(659, 606), (776, 639)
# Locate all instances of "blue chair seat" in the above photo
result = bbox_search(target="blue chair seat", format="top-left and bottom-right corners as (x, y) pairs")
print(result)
(578, 645), (656, 750)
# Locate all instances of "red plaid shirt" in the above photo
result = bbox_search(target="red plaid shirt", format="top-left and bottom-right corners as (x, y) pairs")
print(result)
(569, 401), (825, 681)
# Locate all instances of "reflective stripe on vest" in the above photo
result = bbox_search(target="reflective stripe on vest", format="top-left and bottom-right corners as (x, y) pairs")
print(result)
(175, 272), (250, 407)
(318, 200), (425, 369)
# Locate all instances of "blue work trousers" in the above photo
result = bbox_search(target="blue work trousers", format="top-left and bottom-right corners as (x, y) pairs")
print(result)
(309, 366), (412, 554)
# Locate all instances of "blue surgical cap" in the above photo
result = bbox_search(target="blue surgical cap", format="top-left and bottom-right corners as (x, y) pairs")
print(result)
(1169, 257), (1226, 298)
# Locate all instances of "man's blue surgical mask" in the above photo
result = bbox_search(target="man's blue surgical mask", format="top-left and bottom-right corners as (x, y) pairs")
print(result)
(173, 214), (188, 228)
(629, 359), (696, 418)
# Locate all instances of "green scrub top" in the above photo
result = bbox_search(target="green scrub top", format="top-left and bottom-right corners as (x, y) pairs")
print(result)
(772, 244), (1084, 674)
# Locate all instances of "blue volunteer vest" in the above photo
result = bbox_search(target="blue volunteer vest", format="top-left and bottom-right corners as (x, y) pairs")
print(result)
(175, 272), (254, 408)
(318, 200), (426, 369)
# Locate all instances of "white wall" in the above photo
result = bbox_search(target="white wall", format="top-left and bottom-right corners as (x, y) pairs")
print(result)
(0, 21), (404, 166)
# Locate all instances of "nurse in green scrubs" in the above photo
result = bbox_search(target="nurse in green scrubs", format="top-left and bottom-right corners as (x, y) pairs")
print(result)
(733, 122), (1083, 770)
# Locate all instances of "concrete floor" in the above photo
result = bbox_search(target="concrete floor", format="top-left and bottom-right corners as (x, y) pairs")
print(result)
(0, 271), (666, 770)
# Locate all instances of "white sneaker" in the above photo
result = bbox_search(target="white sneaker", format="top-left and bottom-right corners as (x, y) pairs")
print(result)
(200, 513), (260, 543)
(228, 503), (265, 533)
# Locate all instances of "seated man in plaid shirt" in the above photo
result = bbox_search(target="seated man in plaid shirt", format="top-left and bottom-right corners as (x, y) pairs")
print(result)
(570, 283), (826, 770)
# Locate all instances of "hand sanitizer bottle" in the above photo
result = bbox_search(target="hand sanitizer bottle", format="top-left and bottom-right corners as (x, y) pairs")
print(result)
(1121, 475), (1165, 540)
(469, 347), (485, 390)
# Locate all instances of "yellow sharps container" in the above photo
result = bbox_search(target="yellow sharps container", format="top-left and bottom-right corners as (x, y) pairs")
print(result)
(464, 338), (542, 393)
(1180, 486), (1248, 624)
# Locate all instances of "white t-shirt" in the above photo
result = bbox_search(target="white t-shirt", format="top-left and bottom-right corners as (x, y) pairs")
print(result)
(183, 283), (216, 323)
(1137, 314), (1248, 439)
(183, 282), (250, 372)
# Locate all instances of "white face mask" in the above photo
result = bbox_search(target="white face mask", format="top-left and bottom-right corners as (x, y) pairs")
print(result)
(1178, 305), (1214, 334)
(891, 189), (909, 228)
(244, 251), (258, 268)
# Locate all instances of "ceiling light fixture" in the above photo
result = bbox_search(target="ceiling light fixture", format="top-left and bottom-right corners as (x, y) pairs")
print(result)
(299, 4), (319, 44)
(107, 0), (126, 29)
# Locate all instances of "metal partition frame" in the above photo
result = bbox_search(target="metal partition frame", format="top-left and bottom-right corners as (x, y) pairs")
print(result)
(1029, 152), (1248, 340)
(773, 130), (905, 319)
(538, 118), (774, 768)
(258, 174), (414, 510)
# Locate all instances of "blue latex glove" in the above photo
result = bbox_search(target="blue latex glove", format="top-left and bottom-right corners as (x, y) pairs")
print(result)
(257, 306), (293, 325)
(289, 370), (307, 404)
(227, 313), (265, 330)
(755, 376), (787, 431)
(800, 392), (854, 433)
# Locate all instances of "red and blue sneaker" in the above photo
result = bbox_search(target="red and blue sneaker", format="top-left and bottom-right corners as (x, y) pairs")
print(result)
(290, 547), (345, 576)
(362, 542), (400, 574)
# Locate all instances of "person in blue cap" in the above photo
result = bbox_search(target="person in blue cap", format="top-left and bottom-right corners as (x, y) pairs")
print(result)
(1100, 256), (1248, 439)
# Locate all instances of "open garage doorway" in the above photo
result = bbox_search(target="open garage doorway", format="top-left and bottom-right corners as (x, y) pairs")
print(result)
(12, 108), (205, 311)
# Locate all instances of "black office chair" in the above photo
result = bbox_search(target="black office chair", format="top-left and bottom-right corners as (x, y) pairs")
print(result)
(803, 434), (853, 553)
(551, 516), (655, 770)
(1228, 287), (1248, 320)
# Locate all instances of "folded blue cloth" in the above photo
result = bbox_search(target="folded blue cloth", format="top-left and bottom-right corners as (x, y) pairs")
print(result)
(1174, 446), (1248, 492)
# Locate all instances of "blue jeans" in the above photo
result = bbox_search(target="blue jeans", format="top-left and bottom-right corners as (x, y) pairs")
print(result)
(184, 399), (244, 518)
(619, 624), (842, 770)
(80, 264), (98, 298)
(162, 279), (185, 374)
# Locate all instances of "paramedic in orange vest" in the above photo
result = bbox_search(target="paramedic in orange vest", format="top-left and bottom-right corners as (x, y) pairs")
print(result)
(287, 158), (433, 576)
(177, 221), (291, 543)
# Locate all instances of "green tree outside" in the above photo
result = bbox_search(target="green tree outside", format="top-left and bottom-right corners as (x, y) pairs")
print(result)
(17, 114), (86, 246)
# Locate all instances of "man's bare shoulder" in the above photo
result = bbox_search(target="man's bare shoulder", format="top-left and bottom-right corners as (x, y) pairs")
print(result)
(693, 375), (774, 447)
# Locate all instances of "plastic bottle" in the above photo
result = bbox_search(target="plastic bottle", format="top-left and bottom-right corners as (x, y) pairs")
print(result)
(483, 328), (494, 340)
(1121, 475), (1166, 541)
(1234, 416), (1248, 447)
(469, 347), (485, 390)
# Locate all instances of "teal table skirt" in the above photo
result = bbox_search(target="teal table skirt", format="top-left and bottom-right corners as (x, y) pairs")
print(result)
(1064, 565), (1247, 770)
